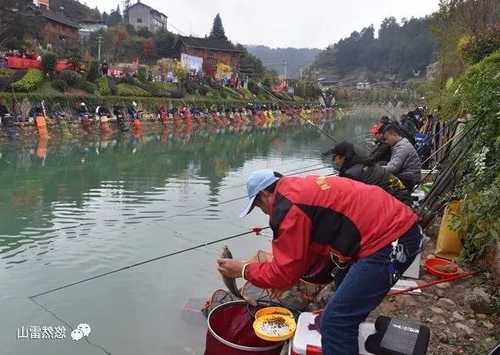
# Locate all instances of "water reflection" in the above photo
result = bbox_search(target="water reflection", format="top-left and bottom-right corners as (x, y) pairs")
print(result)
(0, 114), (374, 266)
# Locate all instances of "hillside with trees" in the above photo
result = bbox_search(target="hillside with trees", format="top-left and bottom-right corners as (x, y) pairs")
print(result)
(313, 17), (436, 81)
(51, 0), (101, 22)
(246, 46), (321, 79)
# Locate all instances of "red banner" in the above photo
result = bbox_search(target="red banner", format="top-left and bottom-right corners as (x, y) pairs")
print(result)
(7, 57), (42, 70)
(6, 56), (74, 72)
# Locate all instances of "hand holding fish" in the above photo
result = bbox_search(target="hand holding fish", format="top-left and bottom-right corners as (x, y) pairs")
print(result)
(217, 258), (244, 278)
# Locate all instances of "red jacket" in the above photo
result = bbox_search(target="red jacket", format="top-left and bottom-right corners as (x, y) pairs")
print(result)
(245, 176), (417, 290)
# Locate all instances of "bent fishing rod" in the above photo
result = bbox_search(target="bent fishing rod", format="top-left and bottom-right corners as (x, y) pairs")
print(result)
(30, 226), (271, 299)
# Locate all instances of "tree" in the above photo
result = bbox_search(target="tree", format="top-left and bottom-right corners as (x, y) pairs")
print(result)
(143, 38), (156, 60)
(86, 60), (99, 82)
(42, 52), (57, 77)
(209, 14), (227, 41)
(237, 44), (266, 79)
(123, 0), (130, 24)
(313, 16), (436, 80)
(0, 0), (41, 49)
(155, 30), (176, 57)
(102, 11), (109, 24)
(106, 5), (123, 27)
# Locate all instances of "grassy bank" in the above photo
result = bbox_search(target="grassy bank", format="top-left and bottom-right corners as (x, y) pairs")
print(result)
(0, 91), (315, 113)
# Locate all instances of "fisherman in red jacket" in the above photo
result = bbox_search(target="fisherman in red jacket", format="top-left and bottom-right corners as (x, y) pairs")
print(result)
(218, 170), (423, 355)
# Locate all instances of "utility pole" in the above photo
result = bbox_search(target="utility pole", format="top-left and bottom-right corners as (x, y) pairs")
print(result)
(97, 34), (103, 77)
(97, 34), (102, 64)
(282, 60), (287, 81)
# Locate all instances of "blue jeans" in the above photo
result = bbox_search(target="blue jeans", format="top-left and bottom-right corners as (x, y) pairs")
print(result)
(320, 224), (423, 355)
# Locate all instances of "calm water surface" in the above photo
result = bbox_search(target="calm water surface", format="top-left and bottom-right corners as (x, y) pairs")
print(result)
(1, 109), (377, 355)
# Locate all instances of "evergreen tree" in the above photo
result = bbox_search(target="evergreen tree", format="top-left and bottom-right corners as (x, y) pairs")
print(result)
(123, 0), (130, 24)
(102, 11), (109, 24)
(313, 17), (436, 80)
(0, 0), (41, 49)
(107, 5), (123, 27)
(209, 14), (227, 41)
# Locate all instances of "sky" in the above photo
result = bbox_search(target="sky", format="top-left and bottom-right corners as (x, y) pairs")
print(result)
(83, 0), (441, 49)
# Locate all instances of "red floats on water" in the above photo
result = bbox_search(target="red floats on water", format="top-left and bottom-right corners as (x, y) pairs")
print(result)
(205, 301), (284, 355)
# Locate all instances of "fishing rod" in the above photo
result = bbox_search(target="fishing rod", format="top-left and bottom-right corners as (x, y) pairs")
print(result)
(300, 114), (339, 143)
(30, 226), (271, 299)
(413, 116), (482, 194)
(28, 93), (336, 299)
(256, 83), (340, 144)
(28, 163), (333, 299)
(414, 118), (458, 156)
(30, 165), (338, 299)
(220, 162), (331, 192)
(160, 165), (333, 220)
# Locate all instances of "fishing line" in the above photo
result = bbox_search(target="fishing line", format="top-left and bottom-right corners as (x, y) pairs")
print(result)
(30, 227), (270, 299)
(29, 168), (339, 300)
(257, 84), (340, 144)
(159, 165), (332, 220)
(30, 297), (112, 355)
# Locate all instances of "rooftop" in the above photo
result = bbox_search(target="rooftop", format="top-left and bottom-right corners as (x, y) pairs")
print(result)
(40, 8), (80, 29)
(128, 1), (167, 19)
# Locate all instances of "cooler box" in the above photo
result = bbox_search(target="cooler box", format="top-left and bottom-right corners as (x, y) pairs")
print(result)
(289, 312), (376, 355)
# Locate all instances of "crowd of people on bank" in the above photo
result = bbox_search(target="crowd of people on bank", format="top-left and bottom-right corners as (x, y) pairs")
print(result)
(323, 108), (427, 207)
(0, 98), (332, 138)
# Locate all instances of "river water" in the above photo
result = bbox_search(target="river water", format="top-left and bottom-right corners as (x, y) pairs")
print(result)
(1, 109), (377, 355)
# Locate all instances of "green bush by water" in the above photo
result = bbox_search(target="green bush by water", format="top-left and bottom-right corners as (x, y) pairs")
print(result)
(116, 83), (150, 97)
(439, 51), (500, 262)
(97, 77), (112, 96)
(11, 69), (44, 92)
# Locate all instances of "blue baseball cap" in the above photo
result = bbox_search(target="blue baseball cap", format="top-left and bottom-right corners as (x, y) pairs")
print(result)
(240, 170), (280, 218)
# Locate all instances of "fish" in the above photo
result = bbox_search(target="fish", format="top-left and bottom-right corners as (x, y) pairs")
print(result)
(220, 246), (243, 299)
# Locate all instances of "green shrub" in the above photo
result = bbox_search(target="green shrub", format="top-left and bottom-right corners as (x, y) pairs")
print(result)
(0, 68), (15, 77)
(168, 88), (186, 99)
(185, 80), (202, 95)
(58, 70), (82, 87)
(97, 77), (111, 96)
(87, 60), (99, 83)
(42, 53), (57, 75)
(441, 51), (500, 262)
(222, 87), (242, 99)
(218, 89), (228, 99)
(115, 83), (149, 97)
(0, 69), (20, 91)
(11, 69), (44, 92)
(51, 79), (68, 92)
(137, 67), (148, 83)
(199, 85), (209, 96)
(248, 80), (260, 96)
(149, 82), (177, 97)
(118, 76), (141, 86)
(108, 77), (117, 95)
(459, 25), (500, 65)
(78, 81), (97, 94)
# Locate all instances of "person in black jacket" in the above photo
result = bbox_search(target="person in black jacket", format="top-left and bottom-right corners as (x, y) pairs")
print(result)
(369, 117), (392, 164)
(332, 141), (412, 206)
(0, 100), (8, 117)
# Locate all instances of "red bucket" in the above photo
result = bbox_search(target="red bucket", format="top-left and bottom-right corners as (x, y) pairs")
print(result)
(205, 301), (284, 355)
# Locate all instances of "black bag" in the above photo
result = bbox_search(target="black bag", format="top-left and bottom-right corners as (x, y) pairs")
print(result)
(365, 316), (430, 355)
